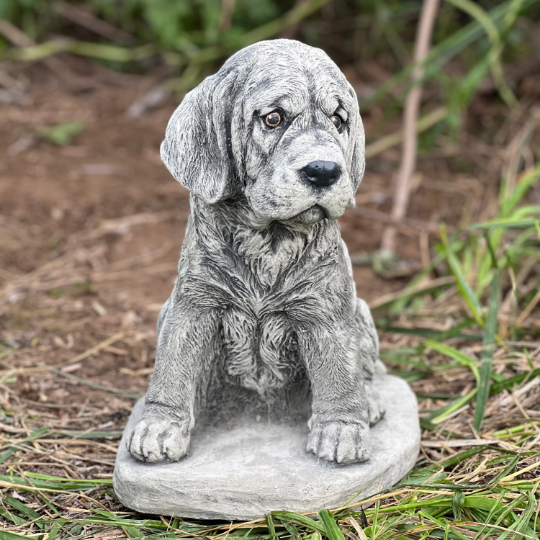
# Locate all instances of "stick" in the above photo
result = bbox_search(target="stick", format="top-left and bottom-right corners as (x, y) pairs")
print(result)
(421, 439), (499, 448)
(219, 0), (237, 31)
(381, 0), (440, 253)
(45, 366), (141, 399)
(58, 332), (125, 367)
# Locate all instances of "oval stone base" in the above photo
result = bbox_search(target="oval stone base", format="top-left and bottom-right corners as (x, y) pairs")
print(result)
(113, 375), (420, 520)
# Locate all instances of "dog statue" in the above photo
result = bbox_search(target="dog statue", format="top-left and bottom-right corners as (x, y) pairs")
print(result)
(128, 39), (385, 466)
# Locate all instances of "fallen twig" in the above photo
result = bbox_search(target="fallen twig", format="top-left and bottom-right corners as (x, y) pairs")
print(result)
(43, 365), (141, 399)
(421, 439), (499, 448)
(58, 332), (125, 367)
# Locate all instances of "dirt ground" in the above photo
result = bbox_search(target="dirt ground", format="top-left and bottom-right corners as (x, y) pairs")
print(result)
(0, 59), (534, 486)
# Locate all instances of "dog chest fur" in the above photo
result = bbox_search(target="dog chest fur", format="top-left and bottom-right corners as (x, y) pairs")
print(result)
(171, 199), (356, 395)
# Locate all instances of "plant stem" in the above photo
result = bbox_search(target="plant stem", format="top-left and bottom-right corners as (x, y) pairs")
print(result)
(381, 0), (440, 254)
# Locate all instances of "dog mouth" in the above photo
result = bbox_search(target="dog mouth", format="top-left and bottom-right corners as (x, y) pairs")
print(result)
(287, 205), (327, 225)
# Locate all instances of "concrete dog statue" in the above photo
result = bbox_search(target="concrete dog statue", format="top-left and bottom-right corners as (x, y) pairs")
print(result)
(128, 39), (385, 466)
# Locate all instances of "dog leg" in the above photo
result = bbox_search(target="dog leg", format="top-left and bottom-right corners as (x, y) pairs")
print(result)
(355, 297), (386, 426)
(366, 382), (385, 426)
(299, 324), (372, 464)
(127, 304), (220, 463)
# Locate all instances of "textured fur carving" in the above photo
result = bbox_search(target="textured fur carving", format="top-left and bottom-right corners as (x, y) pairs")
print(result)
(128, 39), (385, 465)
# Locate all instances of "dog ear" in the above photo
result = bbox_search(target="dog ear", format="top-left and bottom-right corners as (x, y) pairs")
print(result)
(346, 84), (366, 194)
(160, 74), (233, 204)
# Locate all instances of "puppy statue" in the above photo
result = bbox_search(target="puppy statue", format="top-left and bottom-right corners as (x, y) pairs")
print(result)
(128, 39), (385, 466)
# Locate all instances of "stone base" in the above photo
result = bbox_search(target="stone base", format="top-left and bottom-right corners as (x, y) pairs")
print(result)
(113, 375), (420, 520)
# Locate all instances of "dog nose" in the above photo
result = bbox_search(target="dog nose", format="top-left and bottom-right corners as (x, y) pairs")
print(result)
(301, 161), (340, 188)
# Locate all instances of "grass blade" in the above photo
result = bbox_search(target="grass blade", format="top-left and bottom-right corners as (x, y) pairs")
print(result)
(429, 389), (477, 424)
(3, 495), (41, 522)
(452, 490), (464, 520)
(474, 269), (501, 430)
(425, 340), (480, 382)
(266, 513), (277, 540)
(488, 455), (520, 487)
(0, 532), (35, 540)
(469, 218), (540, 230)
(371, 499), (380, 540)
(272, 511), (326, 536)
(440, 225), (484, 325)
(501, 164), (540, 217)
(318, 509), (345, 540)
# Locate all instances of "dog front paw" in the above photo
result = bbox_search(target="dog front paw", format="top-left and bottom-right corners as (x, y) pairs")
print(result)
(127, 414), (190, 463)
(307, 421), (371, 464)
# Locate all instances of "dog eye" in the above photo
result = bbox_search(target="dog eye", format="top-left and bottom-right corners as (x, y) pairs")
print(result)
(265, 112), (282, 127)
(331, 115), (343, 131)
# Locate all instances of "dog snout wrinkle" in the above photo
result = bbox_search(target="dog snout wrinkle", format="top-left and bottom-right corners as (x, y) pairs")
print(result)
(301, 161), (340, 188)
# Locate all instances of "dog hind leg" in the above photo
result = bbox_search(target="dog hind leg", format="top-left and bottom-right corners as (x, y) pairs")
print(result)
(355, 297), (385, 425)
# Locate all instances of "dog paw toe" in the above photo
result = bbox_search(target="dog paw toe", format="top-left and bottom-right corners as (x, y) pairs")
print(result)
(307, 422), (371, 464)
(127, 416), (189, 463)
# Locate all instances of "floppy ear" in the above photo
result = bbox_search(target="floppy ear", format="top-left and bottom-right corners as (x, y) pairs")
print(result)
(346, 84), (366, 194)
(160, 74), (233, 203)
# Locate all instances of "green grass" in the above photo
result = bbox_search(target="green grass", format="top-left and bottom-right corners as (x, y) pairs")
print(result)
(1, 449), (539, 538)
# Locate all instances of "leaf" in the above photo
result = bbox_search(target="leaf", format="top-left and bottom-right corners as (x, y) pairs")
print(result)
(122, 524), (143, 538)
(266, 513), (277, 540)
(425, 340), (480, 382)
(440, 225), (484, 325)
(0, 508), (25, 526)
(501, 164), (540, 217)
(48, 523), (61, 540)
(362, 0), (535, 109)
(281, 520), (301, 540)
(490, 368), (540, 395)
(399, 464), (447, 486)
(370, 499), (380, 540)
(489, 455), (520, 487)
(36, 121), (85, 146)
(271, 511), (326, 536)
(469, 218), (540, 230)
(439, 446), (487, 467)
(3, 495), (41, 522)
(514, 491), (537, 538)
(474, 268), (501, 430)
(0, 448), (18, 465)
(429, 389), (477, 424)
(452, 490), (464, 520)
(444, 0), (516, 106)
(318, 509), (345, 540)
(0, 532), (34, 540)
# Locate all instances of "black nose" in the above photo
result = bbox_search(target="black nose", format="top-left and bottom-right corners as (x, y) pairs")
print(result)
(301, 161), (340, 188)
